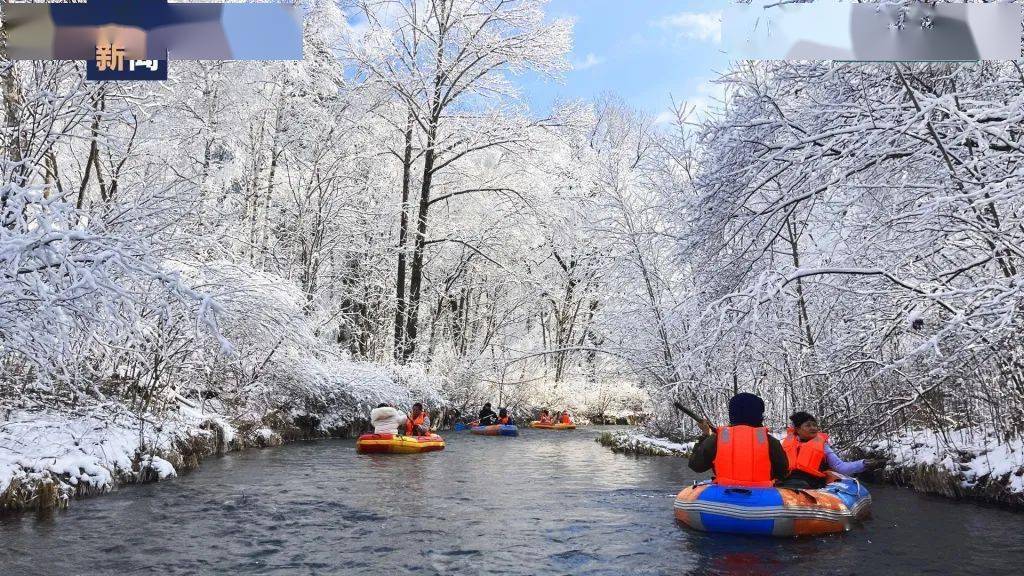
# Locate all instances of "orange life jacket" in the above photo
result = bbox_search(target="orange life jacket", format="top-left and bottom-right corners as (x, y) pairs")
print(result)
(712, 425), (774, 487)
(782, 428), (829, 478)
(405, 412), (427, 436)
(560, 413), (572, 424)
(499, 416), (510, 425)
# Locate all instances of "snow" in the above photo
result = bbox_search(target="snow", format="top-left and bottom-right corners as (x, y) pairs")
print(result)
(872, 428), (1024, 494)
(140, 456), (177, 480)
(600, 430), (695, 456)
(213, 418), (236, 446)
(638, 434), (695, 454)
(0, 406), (210, 499)
(0, 352), (445, 510)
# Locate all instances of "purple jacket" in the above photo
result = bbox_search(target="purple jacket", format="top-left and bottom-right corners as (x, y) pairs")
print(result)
(825, 443), (866, 475)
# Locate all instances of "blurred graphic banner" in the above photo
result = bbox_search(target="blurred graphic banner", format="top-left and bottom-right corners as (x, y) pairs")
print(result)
(4, 0), (303, 80)
(722, 1), (1023, 61)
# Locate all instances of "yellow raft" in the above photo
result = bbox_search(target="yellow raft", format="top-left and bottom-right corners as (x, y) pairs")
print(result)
(528, 421), (576, 430)
(355, 433), (446, 454)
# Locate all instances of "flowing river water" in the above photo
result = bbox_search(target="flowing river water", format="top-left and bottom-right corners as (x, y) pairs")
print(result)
(2, 427), (1022, 575)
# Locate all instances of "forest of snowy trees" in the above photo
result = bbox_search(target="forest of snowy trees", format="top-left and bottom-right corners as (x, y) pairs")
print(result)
(2, 0), (1024, 457)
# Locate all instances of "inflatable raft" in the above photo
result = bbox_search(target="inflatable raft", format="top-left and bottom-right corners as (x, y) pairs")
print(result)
(355, 433), (445, 454)
(470, 424), (519, 437)
(529, 421), (576, 430)
(674, 477), (871, 537)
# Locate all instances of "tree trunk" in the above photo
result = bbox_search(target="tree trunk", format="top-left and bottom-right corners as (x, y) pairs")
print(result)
(393, 111), (415, 361)
(402, 127), (437, 362)
(259, 91), (286, 270)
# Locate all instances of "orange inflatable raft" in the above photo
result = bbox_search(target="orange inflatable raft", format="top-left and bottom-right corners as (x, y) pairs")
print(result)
(528, 421), (576, 430)
(355, 433), (445, 454)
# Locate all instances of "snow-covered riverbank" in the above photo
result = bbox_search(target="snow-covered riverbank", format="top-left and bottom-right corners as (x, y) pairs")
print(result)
(596, 430), (695, 456)
(872, 428), (1024, 508)
(595, 426), (1024, 509)
(0, 405), (281, 513)
(0, 359), (448, 514)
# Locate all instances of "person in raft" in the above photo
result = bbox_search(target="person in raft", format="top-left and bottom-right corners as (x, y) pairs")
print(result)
(780, 411), (886, 489)
(478, 402), (499, 426)
(497, 407), (513, 426)
(688, 392), (789, 486)
(559, 410), (573, 425)
(405, 402), (431, 436)
(538, 409), (553, 425)
(370, 403), (406, 435)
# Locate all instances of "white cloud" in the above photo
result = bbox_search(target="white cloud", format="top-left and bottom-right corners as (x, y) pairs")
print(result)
(686, 79), (729, 119)
(653, 11), (722, 44)
(573, 52), (604, 71)
(653, 110), (677, 126)
(696, 80), (718, 96)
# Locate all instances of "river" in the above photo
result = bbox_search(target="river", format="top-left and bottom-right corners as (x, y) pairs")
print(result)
(2, 427), (1022, 575)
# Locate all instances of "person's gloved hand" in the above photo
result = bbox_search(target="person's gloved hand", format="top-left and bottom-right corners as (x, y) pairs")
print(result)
(864, 457), (888, 471)
(698, 419), (713, 436)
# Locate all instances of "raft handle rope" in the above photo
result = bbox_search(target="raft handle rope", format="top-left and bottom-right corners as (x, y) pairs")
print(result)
(843, 477), (864, 498)
(827, 474), (864, 499)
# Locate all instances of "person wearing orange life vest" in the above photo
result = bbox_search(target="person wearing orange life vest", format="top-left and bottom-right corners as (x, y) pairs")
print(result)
(538, 409), (553, 425)
(404, 403), (431, 436)
(559, 410), (573, 425)
(497, 407), (514, 426)
(781, 411), (885, 488)
(688, 393), (789, 486)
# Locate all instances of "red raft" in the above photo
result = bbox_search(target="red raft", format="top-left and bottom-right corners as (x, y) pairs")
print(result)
(355, 433), (446, 454)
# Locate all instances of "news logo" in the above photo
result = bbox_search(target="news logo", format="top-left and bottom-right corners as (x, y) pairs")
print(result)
(5, 0), (303, 81)
(90, 44), (166, 81)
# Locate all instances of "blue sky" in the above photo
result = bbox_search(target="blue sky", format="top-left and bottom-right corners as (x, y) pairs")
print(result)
(515, 0), (730, 122)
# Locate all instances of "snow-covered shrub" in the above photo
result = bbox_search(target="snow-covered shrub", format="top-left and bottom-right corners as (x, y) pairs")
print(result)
(0, 182), (217, 410)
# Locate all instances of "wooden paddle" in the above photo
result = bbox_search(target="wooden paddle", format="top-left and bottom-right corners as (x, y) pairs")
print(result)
(673, 401), (715, 434)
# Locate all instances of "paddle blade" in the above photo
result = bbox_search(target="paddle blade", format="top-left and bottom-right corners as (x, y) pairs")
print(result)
(454, 422), (468, 431)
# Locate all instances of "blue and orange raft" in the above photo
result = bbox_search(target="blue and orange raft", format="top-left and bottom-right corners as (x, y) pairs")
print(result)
(470, 424), (519, 436)
(674, 477), (872, 537)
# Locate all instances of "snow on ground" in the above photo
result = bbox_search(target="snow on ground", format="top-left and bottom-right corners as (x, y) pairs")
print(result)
(0, 359), (442, 512)
(0, 406), (228, 502)
(637, 434), (695, 454)
(872, 428), (1024, 494)
(598, 430), (695, 456)
(139, 455), (177, 480)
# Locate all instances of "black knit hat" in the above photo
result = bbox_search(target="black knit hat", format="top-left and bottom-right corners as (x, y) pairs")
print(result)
(727, 393), (765, 426)
(790, 411), (817, 428)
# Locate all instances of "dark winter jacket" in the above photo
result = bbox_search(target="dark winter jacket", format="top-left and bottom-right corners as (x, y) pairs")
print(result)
(478, 407), (498, 425)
